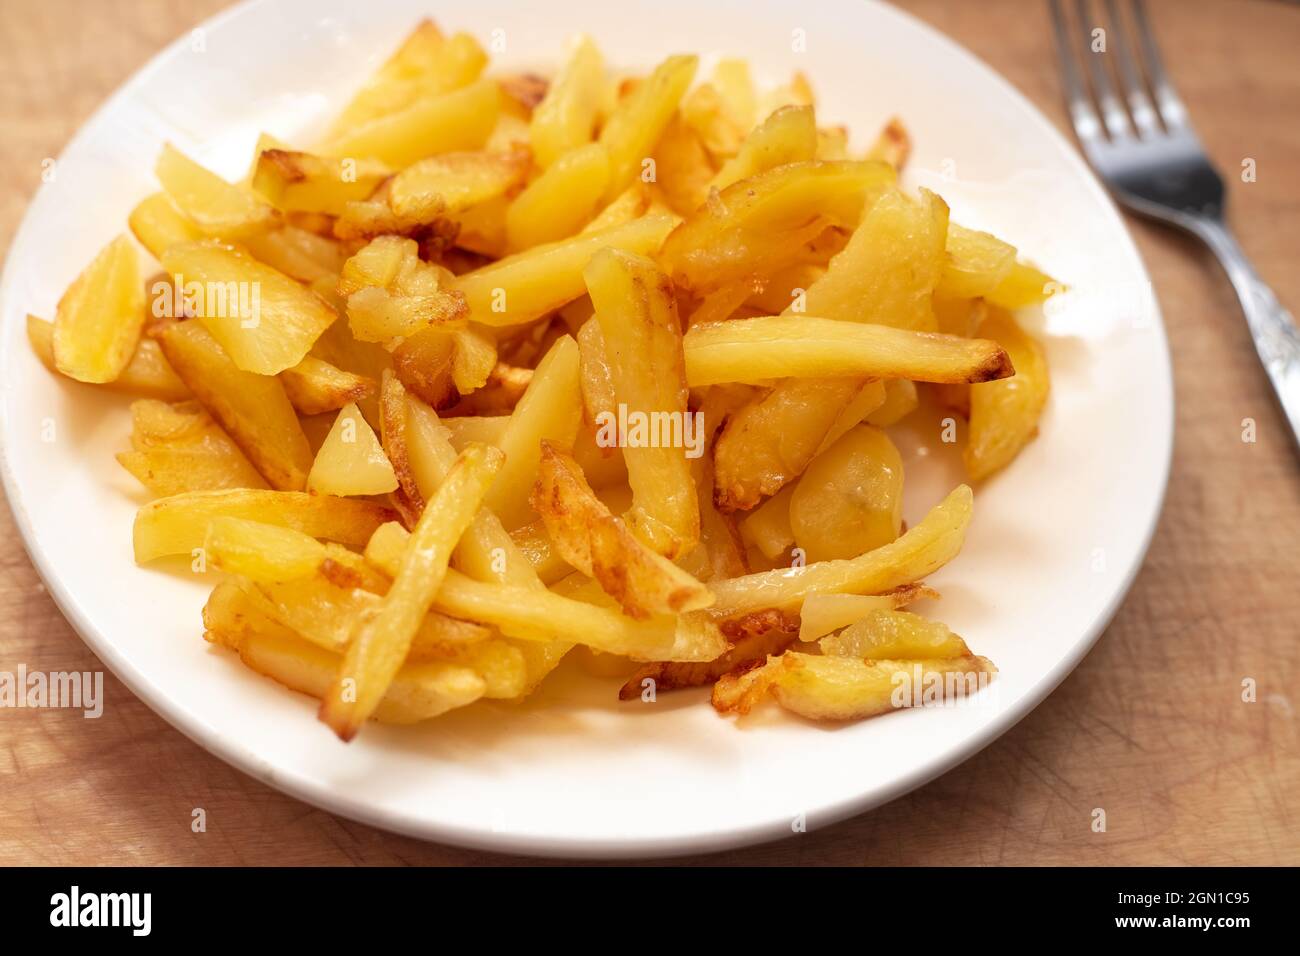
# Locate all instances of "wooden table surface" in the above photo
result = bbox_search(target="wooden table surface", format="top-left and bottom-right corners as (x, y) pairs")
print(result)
(1, 0), (1297, 866)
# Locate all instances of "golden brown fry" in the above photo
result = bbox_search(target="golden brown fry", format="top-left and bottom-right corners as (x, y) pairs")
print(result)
(965, 310), (1050, 480)
(712, 652), (995, 719)
(133, 487), (396, 563)
(660, 160), (896, 292)
(252, 150), (391, 216)
(819, 609), (970, 659)
(280, 356), (374, 416)
(28, 314), (190, 401)
(619, 611), (795, 699)
(117, 399), (267, 496)
(52, 235), (145, 383)
(584, 248), (699, 556)
(797, 585), (938, 643)
(160, 239), (337, 375)
(320, 442), (503, 739)
(483, 335), (583, 530)
(531, 442), (712, 618)
(153, 319), (314, 490)
(708, 484), (972, 617)
(863, 116), (911, 169)
(683, 316), (1012, 386)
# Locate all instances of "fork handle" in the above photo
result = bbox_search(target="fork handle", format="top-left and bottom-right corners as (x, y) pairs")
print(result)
(1193, 219), (1300, 449)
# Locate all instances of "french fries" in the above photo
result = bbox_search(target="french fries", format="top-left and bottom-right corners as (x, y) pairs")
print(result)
(159, 239), (337, 375)
(451, 215), (675, 327)
(709, 485), (973, 617)
(965, 309), (1051, 480)
(154, 319), (314, 490)
(319, 442), (503, 739)
(117, 399), (267, 496)
(155, 144), (279, 240)
(51, 235), (145, 383)
(532, 443), (712, 618)
(306, 402), (399, 497)
(682, 316), (1012, 386)
(32, 21), (1066, 738)
(584, 248), (699, 556)
(133, 488), (396, 563)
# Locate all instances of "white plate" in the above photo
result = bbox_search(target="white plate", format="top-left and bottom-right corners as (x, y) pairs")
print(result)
(0, 0), (1171, 858)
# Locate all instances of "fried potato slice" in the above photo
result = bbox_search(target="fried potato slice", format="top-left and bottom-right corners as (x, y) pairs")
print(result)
(337, 235), (467, 342)
(795, 187), (949, 332)
(252, 150), (391, 216)
(388, 149), (531, 222)
(713, 377), (880, 511)
(129, 192), (203, 260)
(598, 54), (698, 201)
(660, 160), (896, 292)
(582, 184), (651, 234)
(159, 239), (337, 375)
(203, 517), (326, 581)
(483, 335), (583, 530)
(986, 261), (1059, 310)
(389, 324), (458, 409)
(789, 425), (904, 562)
(280, 356), (373, 417)
(324, 78), (500, 167)
(584, 248), (699, 557)
(683, 316), (1012, 386)
(708, 484), (972, 617)
(307, 401), (398, 497)
(650, 114), (715, 216)
(936, 223), (1016, 300)
(819, 609), (970, 659)
(51, 235), (145, 383)
(243, 226), (347, 284)
(506, 143), (610, 250)
(117, 399), (266, 496)
(365, 525), (723, 662)
(681, 58), (757, 160)
(155, 144), (278, 240)
(29, 314), (189, 401)
(965, 310), (1050, 480)
(532, 443), (712, 618)
(797, 585), (938, 642)
(320, 442), (504, 739)
(133, 487), (396, 562)
(402, 393), (542, 587)
(709, 104), (817, 191)
(154, 319), (313, 490)
(451, 215), (674, 326)
(713, 652), (995, 719)
(530, 35), (605, 168)
(740, 483), (796, 561)
(618, 611), (796, 699)
(326, 22), (487, 135)
(863, 116), (911, 169)
(710, 187), (948, 508)
(865, 378), (920, 427)
(206, 589), (487, 725)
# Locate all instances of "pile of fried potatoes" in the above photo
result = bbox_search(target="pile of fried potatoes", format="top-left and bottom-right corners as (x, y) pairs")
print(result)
(28, 20), (1056, 741)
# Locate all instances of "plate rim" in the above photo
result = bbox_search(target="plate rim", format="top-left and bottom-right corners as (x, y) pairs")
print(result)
(0, 0), (1174, 859)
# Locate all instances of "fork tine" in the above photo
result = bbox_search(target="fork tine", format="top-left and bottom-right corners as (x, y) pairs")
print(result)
(1075, 0), (1132, 139)
(1048, 0), (1104, 147)
(1104, 0), (1160, 137)
(1131, 0), (1189, 128)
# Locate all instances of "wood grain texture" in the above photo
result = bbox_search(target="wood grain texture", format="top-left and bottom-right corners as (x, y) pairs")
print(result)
(1, 0), (1297, 866)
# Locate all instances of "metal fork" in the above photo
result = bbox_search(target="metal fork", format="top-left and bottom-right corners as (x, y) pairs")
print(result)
(1048, 0), (1300, 447)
